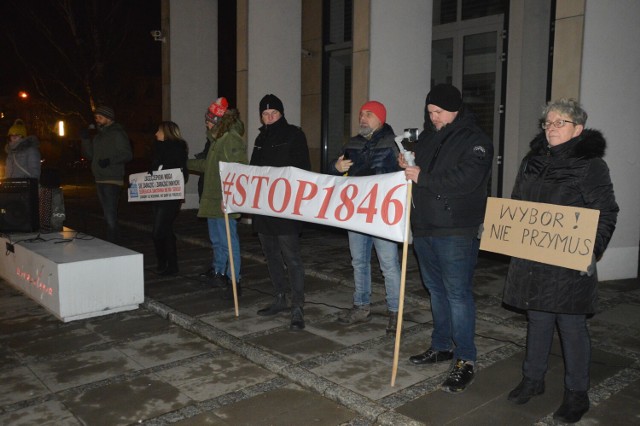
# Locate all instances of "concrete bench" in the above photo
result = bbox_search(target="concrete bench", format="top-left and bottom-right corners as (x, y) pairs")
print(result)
(0, 228), (143, 322)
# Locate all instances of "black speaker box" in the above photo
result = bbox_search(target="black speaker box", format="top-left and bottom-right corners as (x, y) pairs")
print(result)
(0, 178), (40, 233)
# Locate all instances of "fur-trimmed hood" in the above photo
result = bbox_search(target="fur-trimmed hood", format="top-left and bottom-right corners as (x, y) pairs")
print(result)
(528, 128), (607, 159)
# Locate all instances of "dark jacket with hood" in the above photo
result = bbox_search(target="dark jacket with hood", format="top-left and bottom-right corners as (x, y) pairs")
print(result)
(411, 105), (494, 237)
(4, 135), (41, 179)
(503, 129), (619, 314)
(329, 123), (399, 177)
(250, 116), (311, 235)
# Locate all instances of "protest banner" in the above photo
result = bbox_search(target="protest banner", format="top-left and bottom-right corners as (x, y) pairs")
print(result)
(128, 168), (185, 202)
(480, 197), (600, 271)
(218, 162), (409, 242)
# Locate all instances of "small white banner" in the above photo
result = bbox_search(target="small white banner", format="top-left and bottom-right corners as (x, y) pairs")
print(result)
(128, 168), (185, 202)
(219, 162), (409, 242)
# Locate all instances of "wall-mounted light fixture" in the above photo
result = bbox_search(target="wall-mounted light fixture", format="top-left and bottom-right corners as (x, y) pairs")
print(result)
(150, 30), (165, 43)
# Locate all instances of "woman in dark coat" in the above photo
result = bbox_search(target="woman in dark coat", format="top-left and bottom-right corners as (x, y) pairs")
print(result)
(151, 121), (188, 275)
(503, 99), (618, 423)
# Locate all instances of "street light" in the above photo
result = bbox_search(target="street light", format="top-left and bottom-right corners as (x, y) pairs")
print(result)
(57, 121), (65, 137)
(18, 91), (29, 99)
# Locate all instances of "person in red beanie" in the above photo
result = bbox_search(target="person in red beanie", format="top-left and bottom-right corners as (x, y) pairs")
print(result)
(330, 100), (401, 334)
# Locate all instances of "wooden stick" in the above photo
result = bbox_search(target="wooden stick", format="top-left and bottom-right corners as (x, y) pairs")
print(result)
(224, 212), (239, 317)
(391, 181), (412, 387)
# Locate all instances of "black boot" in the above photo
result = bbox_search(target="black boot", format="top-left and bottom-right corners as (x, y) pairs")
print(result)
(154, 238), (167, 273)
(508, 377), (545, 404)
(553, 389), (590, 423)
(257, 293), (288, 316)
(222, 280), (242, 300)
(290, 306), (305, 330)
(161, 235), (178, 275)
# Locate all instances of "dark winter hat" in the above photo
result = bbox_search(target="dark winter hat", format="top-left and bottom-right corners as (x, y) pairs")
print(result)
(259, 94), (284, 115)
(205, 97), (229, 122)
(426, 84), (462, 112)
(360, 100), (387, 124)
(94, 105), (115, 120)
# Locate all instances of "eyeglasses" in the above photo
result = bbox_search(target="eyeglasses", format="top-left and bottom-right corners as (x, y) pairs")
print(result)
(541, 119), (576, 130)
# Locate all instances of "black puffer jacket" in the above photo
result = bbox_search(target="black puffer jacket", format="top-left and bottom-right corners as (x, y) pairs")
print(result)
(411, 106), (494, 237)
(503, 129), (619, 314)
(250, 116), (311, 235)
(329, 123), (399, 177)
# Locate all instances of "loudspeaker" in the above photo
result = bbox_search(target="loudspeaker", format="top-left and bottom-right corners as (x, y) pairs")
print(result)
(0, 178), (40, 233)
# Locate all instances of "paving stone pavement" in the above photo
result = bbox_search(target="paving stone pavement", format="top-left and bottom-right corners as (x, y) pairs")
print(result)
(0, 183), (639, 425)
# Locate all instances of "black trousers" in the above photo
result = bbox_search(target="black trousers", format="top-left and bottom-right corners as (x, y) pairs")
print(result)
(152, 200), (181, 269)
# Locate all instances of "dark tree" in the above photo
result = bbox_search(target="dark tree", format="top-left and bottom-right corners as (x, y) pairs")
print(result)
(0, 0), (160, 125)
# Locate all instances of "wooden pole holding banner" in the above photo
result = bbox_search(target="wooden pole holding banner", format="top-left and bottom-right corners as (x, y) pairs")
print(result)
(391, 181), (412, 386)
(224, 211), (240, 317)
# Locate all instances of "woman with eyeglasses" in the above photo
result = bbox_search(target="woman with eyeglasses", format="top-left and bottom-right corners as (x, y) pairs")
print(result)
(502, 98), (619, 423)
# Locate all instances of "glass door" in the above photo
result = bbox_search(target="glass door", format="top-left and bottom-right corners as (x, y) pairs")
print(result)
(432, 15), (505, 196)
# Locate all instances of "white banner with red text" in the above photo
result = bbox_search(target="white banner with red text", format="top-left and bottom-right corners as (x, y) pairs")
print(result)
(219, 162), (409, 242)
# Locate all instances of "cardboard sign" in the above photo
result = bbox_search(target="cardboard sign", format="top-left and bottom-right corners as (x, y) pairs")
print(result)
(219, 162), (409, 242)
(128, 168), (185, 202)
(480, 197), (600, 271)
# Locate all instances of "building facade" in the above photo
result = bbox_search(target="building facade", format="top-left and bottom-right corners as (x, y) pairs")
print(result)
(161, 0), (639, 281)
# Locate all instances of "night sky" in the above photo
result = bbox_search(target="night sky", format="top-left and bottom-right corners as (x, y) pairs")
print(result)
(0, 1), (161, 99)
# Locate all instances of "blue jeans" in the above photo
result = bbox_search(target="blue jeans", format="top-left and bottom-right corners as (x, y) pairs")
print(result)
(413, 235), (479, 361)
(207, 218), (241, 281)
(96, 183), (122, 243)
(258, 233), (305, 307)
(348, 231), (401, 312)
(524, 310), (591, 391)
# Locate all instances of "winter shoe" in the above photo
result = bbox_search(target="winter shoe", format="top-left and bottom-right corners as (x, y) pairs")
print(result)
(290, 306), (305, 330)
(440, 359), (475, 393)
(409, 348), (454, 365)
(386, 311), (398, 334)
(553, 389), (590, 423)
(508, 377), (545, 404)
(211, 273), (229, 288)
(257, 293), (288, 316)
(337, 305), (371, 324)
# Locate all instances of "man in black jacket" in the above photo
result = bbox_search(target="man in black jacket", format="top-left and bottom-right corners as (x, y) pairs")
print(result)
(330, 101), (401, 334)
(400, 84), (493, 393)
(250, 94), (311, 331)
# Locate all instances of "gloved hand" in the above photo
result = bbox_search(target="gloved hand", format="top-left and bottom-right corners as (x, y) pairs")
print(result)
(477, 223), (484, 240)
(580, 254), (596, 277)
(98, 158), (110, 168)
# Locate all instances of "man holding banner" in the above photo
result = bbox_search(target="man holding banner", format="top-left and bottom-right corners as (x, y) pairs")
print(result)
(331, 100), (402, 334)
(250, 94), (311, 331)
(401, 84), (493, 393)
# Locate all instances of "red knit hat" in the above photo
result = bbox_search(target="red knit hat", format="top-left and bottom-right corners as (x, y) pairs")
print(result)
(205, 97), (229, 122)
(360, 101), (386, 124)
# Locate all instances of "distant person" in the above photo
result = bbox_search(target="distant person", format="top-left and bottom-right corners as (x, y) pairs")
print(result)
(250, 94), (311, 330)
(503, 99), (618, 423)
(81, 105), (132, 243)
(195, 98), (245, 284)
(188, 98), (247, 299)
(400, 84), (493, 393)
(330, 100), (401, 334)
(4, 119), (41, 179)
(150, 121), (189, 275)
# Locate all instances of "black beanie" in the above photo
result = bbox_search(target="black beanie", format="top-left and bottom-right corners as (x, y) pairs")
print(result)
(425, 84), (462, 112)
(259, 94), (284, 115)
(94, 105), (115, 120)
